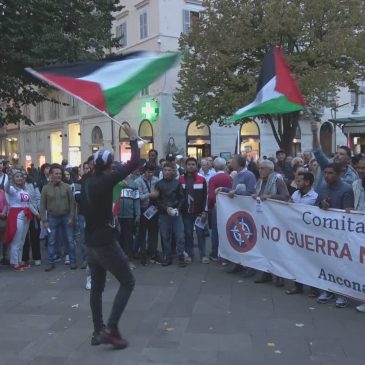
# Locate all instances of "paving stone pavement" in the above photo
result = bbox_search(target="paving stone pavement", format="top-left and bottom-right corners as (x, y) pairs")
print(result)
(0, 255), (364, 365)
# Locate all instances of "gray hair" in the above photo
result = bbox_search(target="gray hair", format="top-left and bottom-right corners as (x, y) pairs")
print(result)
(291, 156), (303, 168)
(201, 158), (212, 168)
(258, 159), (274, 171)
(214, 157), (226, 171)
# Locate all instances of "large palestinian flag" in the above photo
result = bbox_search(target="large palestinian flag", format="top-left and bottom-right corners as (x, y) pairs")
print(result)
(225, 47), (304, 124)
(26, 51), (179, 116)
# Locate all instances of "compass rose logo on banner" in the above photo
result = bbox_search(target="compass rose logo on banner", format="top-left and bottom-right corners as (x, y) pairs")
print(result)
(226, 211), (257, 253)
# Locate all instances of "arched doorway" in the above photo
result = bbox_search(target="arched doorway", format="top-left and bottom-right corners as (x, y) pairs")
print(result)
(320, 122), (333, 157)
(91, 126), (104, 153)
(293, 124), (301, 156)
(138, 119), (154, 160)
(119, 122), (131, 162)
(186, 121), (211, 160)
(240, 121), (260, 160)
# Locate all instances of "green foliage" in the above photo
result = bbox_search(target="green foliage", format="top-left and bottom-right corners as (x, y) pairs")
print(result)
(0, 0), (123, 126)
(174, 0), (365, 151)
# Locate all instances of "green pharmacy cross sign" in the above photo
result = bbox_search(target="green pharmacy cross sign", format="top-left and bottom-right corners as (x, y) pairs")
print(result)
(141, 101), (159, 121)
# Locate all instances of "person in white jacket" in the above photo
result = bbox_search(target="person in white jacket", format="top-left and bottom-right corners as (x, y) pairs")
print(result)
(4, 169), (39, 272)
(22, 173), (41, 266)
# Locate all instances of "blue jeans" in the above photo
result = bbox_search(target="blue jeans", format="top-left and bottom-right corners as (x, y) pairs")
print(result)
(210, 206), (219, 258)
(182, 213), (206, 259)
(159, 214), (185, 258)
(87, 241), (135, 332)
(74, 214), (86, 262)
(47, 214), (75, 263)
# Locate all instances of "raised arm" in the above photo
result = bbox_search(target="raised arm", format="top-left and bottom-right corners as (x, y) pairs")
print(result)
(311, 121), (321, 151)
(102, 125), (140, 189)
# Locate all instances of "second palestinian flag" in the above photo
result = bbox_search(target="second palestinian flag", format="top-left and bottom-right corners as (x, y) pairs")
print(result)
(225, 47), (304, 124)
(26, 51), (179, 116)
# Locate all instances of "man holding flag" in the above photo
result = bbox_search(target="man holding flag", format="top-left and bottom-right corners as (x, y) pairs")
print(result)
(25, 51), (180, 349)
(81, 124), (139, 349)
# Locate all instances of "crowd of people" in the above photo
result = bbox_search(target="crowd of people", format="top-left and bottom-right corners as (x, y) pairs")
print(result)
(1, 119), (365, 322)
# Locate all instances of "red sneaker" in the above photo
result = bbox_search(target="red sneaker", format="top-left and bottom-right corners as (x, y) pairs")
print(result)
(12, 265), (24, 272)
(20, 263), (31, 269)
(99, 328), (128, 349)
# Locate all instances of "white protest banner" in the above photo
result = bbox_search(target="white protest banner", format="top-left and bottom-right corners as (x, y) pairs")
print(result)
(217, 193), (365, 301)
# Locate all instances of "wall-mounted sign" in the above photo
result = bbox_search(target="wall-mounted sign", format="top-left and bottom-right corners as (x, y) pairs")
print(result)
(141, 101), (159, 121)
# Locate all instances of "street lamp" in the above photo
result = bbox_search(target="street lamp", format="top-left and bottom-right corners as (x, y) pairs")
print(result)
(330, 102), (349, 152)
(350, 88), (364, 115)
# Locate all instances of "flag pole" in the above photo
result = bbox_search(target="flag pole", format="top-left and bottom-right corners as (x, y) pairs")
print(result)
(236, 128), (241, 155)
(25, 67), (147, 144)
(89, 107), (148, 144)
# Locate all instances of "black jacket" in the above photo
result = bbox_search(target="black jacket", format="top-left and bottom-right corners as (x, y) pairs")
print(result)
(81, 140), (139, 246)
(155, 178), (184, 214)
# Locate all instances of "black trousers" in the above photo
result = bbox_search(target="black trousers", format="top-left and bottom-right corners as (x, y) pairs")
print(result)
(137, 213), (159, 257)
(87, 242), (135, 332)
(22, 219), (41, 262)
(118, 218), (135, 259)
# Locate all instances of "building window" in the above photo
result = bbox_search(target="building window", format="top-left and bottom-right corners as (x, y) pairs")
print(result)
(183, 9), (200, 33)
(116, 22), (127, 47)
(141, 86), (149, 96)
(23, 104), (30, 119)
(49, 99), (60, 120)
(140, 11), (148, 39)
(36, 102), (44, 122)
(67, 96), (79, 116)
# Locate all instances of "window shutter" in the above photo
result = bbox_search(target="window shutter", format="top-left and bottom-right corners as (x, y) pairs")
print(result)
(122, 23), (127, 47)
(183, 9), (190, 33)
(140, 13), (144, 39)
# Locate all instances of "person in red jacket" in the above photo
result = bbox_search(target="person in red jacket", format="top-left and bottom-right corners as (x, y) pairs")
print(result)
(179, 157), (209, 263)
(208, 157), (232, 260)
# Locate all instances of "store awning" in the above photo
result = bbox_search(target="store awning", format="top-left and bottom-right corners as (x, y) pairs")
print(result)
(328, 116), (365, 134)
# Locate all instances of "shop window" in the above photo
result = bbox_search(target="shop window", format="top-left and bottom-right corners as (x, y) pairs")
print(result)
(68, 123), (81, 167)
(139, 119), (154, 160)
(186, 121), (211, 160)
(50, 131), (62, 164)
(240, 121), (260, 160)
(91, 126), (104, 153)
(119, 122), (131, 162)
